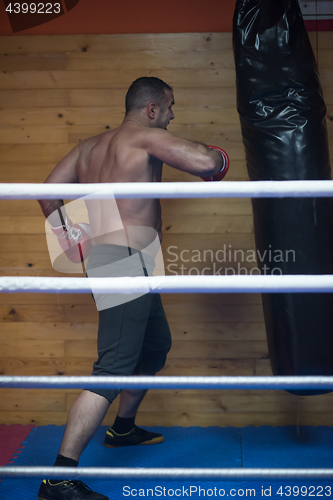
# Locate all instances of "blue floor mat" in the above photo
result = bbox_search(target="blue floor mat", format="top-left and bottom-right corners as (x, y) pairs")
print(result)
(1, 426), (333, 499)
(242, 426), (333, 468)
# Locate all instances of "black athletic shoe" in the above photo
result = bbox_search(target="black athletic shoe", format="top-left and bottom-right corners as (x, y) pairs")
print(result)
(103, 425), (164, 448)
(37, 479), (109, 500)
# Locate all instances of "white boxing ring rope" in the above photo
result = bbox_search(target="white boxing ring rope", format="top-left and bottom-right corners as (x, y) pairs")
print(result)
(1, 180), (333, 199)
(1, 375), (333, 391)
(1, 466), (333, 480)
(1, 275), (333, 294)
(2, 181), (333, 481)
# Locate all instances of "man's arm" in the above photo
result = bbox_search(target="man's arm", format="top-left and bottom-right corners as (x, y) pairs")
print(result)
(143, 129), (223, 176)
(38, 144), (80, 223)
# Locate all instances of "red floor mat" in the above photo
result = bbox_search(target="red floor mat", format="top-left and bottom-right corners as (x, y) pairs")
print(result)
(0, 424), (35, 466)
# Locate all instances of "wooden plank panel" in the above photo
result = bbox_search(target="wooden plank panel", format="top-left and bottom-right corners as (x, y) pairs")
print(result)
(0, 357), (94, 375)
(326, 102), (333, 117)
(0, 126), (68, 144)
(161, 358), (256, 376)
(0, 252), (53, 271)
(1, 339), (65, 357)
(318, 52), (333, 69)
(0, 33), (233, 55)
(0, 199), (47, 215)
(68, 87), (237, 107)
(0, 162), (55, 183)
(323, 86), (333, 106)
(0, 322), (97, 340)
(0, 107), (239, 127)
(0, 410), (330, 427)
(328, 120), (332, 139)
(0, 235), (48, 252)
(0, 54), (67, 71)
(0, 107), (123, 126)
(132, 411), (333, 428)
(255, 359), (274, 376)
(0, 143), (73, 162)
(0, 215), (48, 234)
(0, 89), (69, 108)
(67, 50), (235, 70)
(0, 31), (328, 59)
(0, 304), (98, 323)
(317, 32), (333, 50)
(0, 389), (66, 411)
(0, 410), (91, 426)
(0, 268), (82, 278)
(0, 69), (236, 90)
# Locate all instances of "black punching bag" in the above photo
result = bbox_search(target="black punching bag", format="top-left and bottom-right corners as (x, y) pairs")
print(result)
(233, 0), (333, 394)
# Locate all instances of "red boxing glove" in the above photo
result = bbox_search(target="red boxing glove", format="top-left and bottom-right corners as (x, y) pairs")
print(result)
(201, 145), (229, 182)
(51, 216), (91, 264)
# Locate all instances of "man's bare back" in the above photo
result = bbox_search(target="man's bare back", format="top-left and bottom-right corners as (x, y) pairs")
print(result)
(77, 122), (164, 250)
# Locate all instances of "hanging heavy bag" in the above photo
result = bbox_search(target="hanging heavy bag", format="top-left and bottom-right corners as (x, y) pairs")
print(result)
(233, 0), (333, 394)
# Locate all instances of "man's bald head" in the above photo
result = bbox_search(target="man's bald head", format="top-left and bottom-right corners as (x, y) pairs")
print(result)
(125, 77), (173, 116)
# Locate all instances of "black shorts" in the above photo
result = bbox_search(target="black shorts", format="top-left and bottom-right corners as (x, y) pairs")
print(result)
(86, 244), (172, 403)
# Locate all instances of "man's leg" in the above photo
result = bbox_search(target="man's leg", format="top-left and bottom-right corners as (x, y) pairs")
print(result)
(58, 388), (149, 460)
(59, 390), (110, 461)
(37, 390), (110, 500)
(104, 293), (171, 449)
(117, 389), (148, 418)
(104, 386), (164, 448)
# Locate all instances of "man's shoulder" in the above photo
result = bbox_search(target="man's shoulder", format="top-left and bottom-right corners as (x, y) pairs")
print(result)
(78, 128), (118, 150)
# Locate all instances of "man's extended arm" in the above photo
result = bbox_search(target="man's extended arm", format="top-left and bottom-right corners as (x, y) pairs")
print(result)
(143, 129), (224, 176)
(38, 144), (80, 224)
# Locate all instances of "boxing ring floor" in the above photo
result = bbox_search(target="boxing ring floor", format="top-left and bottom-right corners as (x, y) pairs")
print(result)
(1, 425), (333, 499)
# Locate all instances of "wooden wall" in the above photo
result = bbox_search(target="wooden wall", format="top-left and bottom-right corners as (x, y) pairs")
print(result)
(0, 33), (332, 427)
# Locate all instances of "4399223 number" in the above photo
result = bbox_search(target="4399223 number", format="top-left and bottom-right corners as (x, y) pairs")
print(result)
(5, 3), (61, 14)
(276, 485), (332, 497)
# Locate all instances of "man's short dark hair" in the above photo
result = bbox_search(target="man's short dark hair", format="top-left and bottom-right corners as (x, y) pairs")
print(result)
(125, 77), (173, 115)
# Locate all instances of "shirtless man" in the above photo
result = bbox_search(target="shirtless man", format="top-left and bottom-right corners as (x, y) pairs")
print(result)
(37, 77), (228, 500)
